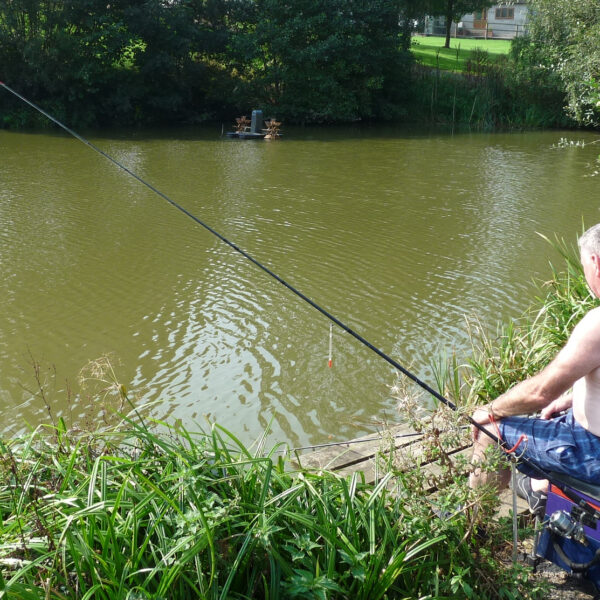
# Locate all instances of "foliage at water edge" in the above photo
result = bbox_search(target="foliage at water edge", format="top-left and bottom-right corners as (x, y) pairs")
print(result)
(0, 410), (543, 599)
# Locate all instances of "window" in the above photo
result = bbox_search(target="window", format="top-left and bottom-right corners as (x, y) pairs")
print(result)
(495, 7), (514, 19)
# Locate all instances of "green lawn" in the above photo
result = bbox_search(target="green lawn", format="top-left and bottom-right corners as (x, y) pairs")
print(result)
(411, 35), (512, 72)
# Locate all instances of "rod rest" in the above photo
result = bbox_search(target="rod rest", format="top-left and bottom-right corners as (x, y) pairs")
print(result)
(549, 472), (600, 502)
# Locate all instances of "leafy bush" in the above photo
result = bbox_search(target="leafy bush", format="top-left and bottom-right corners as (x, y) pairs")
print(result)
(526, 0), (600, 127)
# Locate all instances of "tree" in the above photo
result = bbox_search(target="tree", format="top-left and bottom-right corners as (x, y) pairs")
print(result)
(238, 0), (411, 123)
(0, 0), (416, 126)
(0, 0), (245, 126)
(426, 0), (494, 48)
(398, 0), (429, 51)
(0, 0), (133, 126)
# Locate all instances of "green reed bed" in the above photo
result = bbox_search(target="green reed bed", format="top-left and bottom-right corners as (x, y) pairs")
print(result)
(0, 418), (457, 600)
(0, 413), (542, 600)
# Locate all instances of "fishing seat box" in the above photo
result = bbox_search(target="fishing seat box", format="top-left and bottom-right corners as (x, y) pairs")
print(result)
(535, 472), (600, 589)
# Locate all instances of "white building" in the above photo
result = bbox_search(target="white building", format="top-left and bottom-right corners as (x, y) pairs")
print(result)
(424, 2), (529, 39)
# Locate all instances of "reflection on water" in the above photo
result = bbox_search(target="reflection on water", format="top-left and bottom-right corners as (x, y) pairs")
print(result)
(0, 126), (598, 447)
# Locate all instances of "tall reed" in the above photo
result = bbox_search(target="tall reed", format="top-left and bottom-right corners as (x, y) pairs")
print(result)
(430, 232), (598, 406)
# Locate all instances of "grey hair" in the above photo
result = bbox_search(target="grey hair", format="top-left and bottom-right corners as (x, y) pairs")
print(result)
(578, 224), (600, 255)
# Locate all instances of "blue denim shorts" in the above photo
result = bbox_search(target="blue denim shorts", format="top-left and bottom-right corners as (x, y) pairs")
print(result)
(499, 410), (600, 483)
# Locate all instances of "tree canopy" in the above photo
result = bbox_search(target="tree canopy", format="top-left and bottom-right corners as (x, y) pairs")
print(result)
(0, 0), (413, 126)
(1, 0), (598, 130)
(523, 0), (600, 127)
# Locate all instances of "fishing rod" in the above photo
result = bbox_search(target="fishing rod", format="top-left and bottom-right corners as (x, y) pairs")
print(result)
(2, 81), (598, 519)
(280, 427), (473, 454)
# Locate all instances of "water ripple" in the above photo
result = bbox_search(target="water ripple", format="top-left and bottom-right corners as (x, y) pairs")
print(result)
(2, 127), (600, 446)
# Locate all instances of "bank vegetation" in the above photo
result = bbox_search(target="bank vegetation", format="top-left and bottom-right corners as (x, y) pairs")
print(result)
(0, 398), (539, 599)
(0, 0), (599, 130)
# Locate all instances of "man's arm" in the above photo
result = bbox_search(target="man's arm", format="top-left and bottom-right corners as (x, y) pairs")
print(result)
(472, 306), (600, 431)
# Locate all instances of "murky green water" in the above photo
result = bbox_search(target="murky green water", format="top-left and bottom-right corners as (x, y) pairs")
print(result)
(1, 125), (598, 447)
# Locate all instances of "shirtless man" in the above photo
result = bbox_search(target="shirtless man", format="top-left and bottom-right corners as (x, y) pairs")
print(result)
(470, 223), (600, 494)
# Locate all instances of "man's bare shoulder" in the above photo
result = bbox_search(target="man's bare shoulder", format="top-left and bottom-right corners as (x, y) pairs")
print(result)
(549, 307), (600, 381)
(569, 306), (600, 344)
(575, 306), (600, 326)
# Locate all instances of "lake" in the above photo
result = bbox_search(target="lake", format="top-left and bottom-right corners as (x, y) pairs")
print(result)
(1, 124), (598, 448)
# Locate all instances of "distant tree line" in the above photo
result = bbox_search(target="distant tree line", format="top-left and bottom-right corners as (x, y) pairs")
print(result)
(0, 0), (597, 129)
(0, 0), (413, 127)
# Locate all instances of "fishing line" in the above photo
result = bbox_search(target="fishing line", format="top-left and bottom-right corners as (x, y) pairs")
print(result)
(2, 81), (597, 519)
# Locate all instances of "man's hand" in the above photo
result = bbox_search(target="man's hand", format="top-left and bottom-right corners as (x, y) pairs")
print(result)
(540, 394), (572, 420)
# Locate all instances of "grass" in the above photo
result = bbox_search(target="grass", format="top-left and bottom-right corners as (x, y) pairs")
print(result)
(0, 411), (444, 599)
(411, 35), (512, 72)
(0, 422), (443, 598)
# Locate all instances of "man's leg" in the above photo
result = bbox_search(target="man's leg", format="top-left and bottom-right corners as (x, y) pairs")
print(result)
(469, 423), (511, 490)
